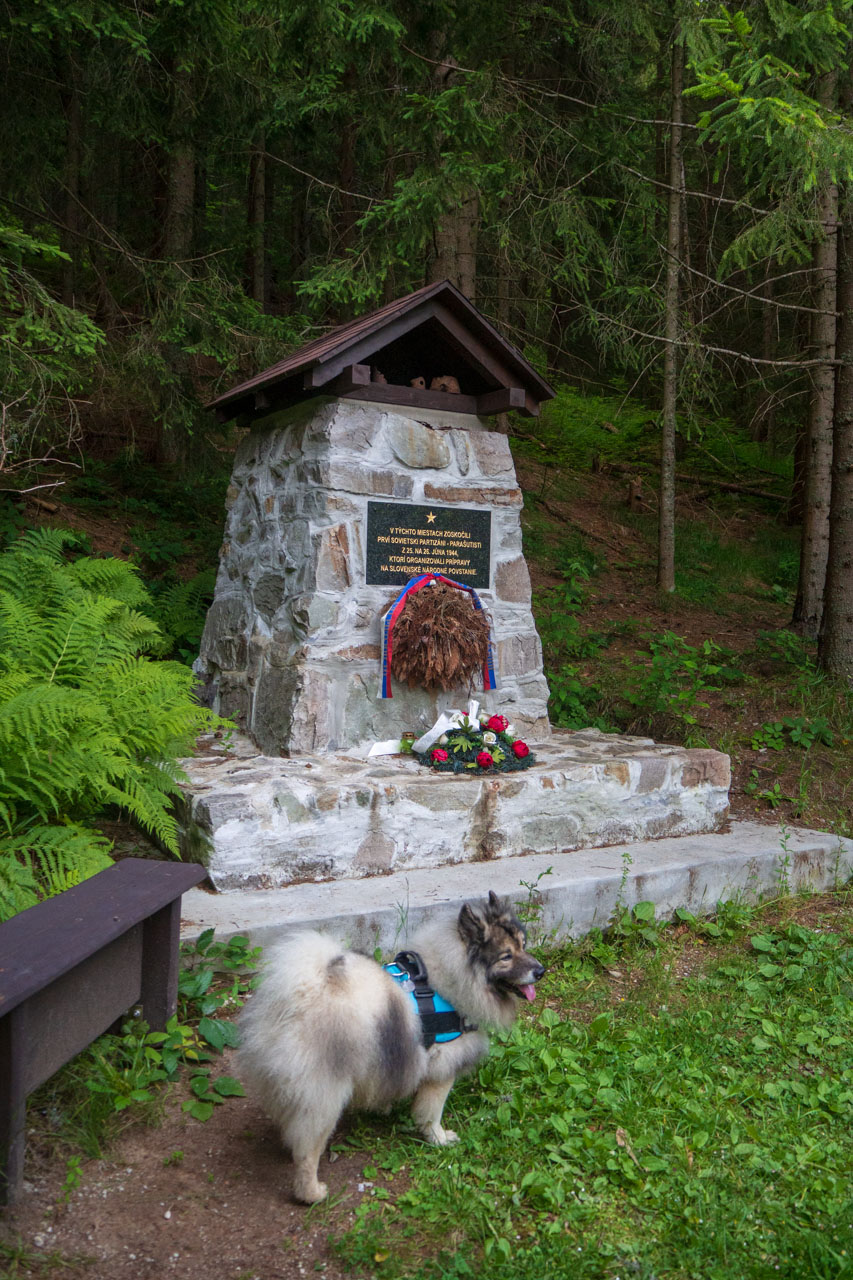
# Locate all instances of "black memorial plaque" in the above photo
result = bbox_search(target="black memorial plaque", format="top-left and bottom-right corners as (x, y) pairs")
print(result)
(366, 501), (491, 589)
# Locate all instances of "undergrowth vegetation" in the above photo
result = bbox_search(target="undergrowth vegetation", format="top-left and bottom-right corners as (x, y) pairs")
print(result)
(528, 387), (794, 486)
(516, 393), (853, 838)
(328, 889), (853, 1280)
(28, 929), (258, 1160)
(0, 529), (218, 920)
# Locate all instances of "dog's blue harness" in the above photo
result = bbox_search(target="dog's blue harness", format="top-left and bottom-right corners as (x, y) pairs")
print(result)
(384, 950), (476, 1048)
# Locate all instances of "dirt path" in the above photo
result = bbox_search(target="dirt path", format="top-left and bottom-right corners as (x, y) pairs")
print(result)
(2, 1054), (399, 1280)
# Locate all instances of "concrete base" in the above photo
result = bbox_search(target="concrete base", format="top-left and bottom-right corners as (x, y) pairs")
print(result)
(178, 729), (731, 890)
(180, 822), (853, 952)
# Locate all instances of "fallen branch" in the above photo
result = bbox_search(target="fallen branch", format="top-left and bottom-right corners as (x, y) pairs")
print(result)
(535, 499), (624, 553)
(603, 460), (786, 502)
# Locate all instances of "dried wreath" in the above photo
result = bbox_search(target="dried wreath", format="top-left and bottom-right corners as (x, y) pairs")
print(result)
(383, 577), (494, 694)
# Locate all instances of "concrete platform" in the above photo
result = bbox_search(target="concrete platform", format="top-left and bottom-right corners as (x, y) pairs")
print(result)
(180, 820), (853, 952)
(178, 728), (730, 890)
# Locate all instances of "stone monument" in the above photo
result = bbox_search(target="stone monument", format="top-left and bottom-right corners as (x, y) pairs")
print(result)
(196, 281), (553, 754)
(183, 282), (730, 889)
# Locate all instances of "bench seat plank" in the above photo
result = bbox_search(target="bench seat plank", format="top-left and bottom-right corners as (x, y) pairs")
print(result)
(0, 859), (206, 1016)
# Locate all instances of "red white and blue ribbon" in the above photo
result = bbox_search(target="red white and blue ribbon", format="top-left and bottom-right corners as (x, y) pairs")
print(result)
(378, 574), (499, 699)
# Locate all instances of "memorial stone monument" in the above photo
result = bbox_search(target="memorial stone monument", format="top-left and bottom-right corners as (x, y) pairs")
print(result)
(184, 282), (730, 889)
(196, 280), (553, 754)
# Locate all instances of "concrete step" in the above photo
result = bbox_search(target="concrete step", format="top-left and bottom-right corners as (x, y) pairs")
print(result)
(180, 820), (853, 953)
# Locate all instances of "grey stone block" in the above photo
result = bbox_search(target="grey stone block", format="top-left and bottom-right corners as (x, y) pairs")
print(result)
(312, 524), (352, 592)
(180, 821), (853, 952)
(451, 430), (471, 475)
(178, 730), (731, 891)
(495, 556), (532, 603)
(469, 430), (514, 476)
(253, 572), (286, 625)
(388, 418), (452, 469)
(197, 399), (550, 759)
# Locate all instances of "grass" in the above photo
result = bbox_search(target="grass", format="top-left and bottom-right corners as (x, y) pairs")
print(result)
(517, 386), (794, 487)
(0, 1237), (89, 1276)
(327, 891), (853, 1280)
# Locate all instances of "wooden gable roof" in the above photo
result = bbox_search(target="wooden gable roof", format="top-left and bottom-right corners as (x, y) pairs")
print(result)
(208, 280), (555, 422)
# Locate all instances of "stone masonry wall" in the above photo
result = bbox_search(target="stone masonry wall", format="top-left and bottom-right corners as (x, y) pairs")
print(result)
(195, 396), (551, 755)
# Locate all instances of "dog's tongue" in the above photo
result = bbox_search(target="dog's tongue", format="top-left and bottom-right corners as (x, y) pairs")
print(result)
(519, 983), (537, 1002)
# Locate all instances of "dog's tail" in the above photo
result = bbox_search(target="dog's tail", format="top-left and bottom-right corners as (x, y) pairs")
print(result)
(245, 929), (357, 1019)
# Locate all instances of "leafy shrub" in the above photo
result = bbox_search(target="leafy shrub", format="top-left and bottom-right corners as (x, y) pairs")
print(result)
(753, 628), (817, 672)
(84, 929), (259, 1125)
(622, 631), (744, 734)
(548, 665), (615, 732)
(0, 528), (218, 920)
(751, 715), (834, 752)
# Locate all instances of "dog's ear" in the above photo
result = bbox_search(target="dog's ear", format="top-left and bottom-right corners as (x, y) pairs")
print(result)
(458, 901), (487, 944)
(485, 890), (508, 920)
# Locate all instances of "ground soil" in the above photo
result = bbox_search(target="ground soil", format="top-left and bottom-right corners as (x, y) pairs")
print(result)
(2, 1053), (396, 1280)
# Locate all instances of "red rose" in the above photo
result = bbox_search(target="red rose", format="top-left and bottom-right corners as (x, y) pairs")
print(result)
(476, 750), (494, 768)
(431, 747), (449, 762)
(487, 714), (509, 733)
(512, 740), (530, 758)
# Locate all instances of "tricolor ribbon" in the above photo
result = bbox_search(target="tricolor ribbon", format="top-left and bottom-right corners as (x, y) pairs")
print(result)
(377, 574), (498, 700)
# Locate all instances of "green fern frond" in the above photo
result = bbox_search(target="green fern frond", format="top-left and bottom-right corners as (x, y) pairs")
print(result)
(0, 822), (113, 922)
(0, 529), (223, 913)
(0, 850), (39, 922)
(66, 556), (150, 608)
(3, 527), (82, 564)
(145, 569), (216, 661)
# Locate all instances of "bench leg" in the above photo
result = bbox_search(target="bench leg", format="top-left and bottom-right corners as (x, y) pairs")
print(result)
(0, 1007), (27, 1205)
(140, 898), (182, 1030)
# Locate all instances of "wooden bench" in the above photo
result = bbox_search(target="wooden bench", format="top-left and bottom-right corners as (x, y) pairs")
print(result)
(0, 858), (206, 1203)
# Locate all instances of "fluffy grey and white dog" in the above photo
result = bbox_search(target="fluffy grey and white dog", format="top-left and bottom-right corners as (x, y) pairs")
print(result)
(238, 892), (544, 1203)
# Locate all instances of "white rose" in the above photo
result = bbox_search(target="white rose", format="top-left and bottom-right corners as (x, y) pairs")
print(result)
(483, 731), (497, 744)
(505, 723), (516, 736)
(438, 733), (449, 745)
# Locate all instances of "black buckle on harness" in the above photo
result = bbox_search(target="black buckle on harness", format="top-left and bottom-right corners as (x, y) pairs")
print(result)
(392, 950), (476, 1048)
(395, 950), (429, 986)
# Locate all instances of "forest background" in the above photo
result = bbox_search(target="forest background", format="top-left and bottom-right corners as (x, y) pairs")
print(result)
(3, 0), (853, 907)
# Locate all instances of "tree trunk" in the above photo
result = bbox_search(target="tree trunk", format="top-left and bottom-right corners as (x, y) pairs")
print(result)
(494, 238), (512, 433)
(819, 73), (853, 680)
(382, 136), (397, 304)
(338, 64), (358, 254)
(425, 43), (478, 300)
(792, 71), (838, 638)
(248, 133), (267, 308)
(752, 272), (777, 444)
(60, 62), (82, 308)
(657, 34), (683, 594)
(430, 192), (479, 300)
(164, 63), (195, 261)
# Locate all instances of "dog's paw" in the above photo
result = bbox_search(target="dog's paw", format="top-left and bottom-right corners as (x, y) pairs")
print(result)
(293, 1179), (328, 1204)
(422, 1124), (459, 1146)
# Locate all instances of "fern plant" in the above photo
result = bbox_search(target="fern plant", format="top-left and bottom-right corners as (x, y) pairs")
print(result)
(144, 567), (216, 664)
(0, 529), (217, 921)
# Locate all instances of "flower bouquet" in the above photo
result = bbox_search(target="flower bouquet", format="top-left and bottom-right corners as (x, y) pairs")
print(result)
(412, 712), (535, 774)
